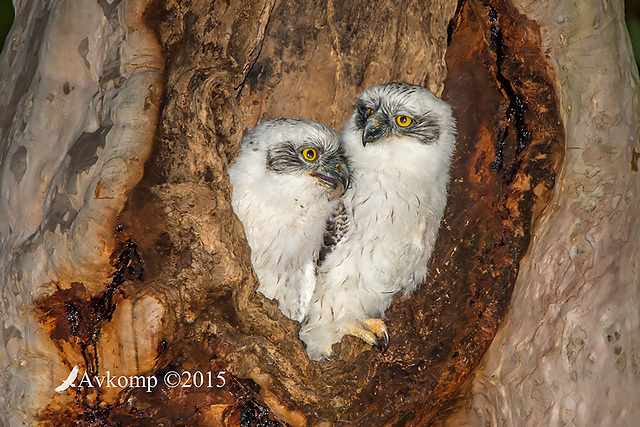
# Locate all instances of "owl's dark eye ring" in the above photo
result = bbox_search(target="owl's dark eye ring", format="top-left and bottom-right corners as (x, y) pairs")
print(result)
(396, 115), (413, 127)
(302, 148), (317, 162)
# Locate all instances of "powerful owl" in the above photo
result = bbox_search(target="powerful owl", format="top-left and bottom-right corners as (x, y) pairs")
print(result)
(228, 118), (349, 322)
(300, 83), (456, 360)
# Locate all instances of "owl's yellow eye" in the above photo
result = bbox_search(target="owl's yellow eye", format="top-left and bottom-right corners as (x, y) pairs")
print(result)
(366, 108), (374, 117)
(396, 115), (412, 127)
(302, 148), (317, 162)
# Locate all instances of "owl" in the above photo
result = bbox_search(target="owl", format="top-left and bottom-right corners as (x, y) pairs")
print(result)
(228, 118), (349, 322)
(300, 83), (456, 360)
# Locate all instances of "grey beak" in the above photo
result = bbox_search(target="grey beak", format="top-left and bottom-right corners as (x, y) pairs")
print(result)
(332, 160), (350, 193)
(310, 160), (350, 201)
(363, 117), (385, 147)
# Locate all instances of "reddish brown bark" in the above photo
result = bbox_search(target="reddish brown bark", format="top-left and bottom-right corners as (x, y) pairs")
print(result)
(35, 0), (564, 425)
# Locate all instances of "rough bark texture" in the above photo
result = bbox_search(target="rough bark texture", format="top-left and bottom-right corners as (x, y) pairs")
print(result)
(0, 0), (636, 426)
(442, 0), (640, 425)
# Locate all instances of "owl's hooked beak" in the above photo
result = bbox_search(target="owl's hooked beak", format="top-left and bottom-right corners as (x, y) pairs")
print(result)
(310, 160), (349, 201)
(362, 112), (388, 146)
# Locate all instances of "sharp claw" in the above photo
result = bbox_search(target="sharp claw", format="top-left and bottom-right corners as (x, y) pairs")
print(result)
(345, 318), (390, 353)
(376, 328), (390, 353)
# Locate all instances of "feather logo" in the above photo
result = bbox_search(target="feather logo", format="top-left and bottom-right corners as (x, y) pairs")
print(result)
(55, 365), (80, 392)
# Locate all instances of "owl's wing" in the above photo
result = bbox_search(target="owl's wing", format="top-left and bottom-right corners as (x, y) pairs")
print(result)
(316, 200), (350, 269)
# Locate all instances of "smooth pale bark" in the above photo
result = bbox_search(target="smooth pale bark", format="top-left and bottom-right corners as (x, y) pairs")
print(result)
(0, 0), (162, 424)
(443, 0), (640, 425)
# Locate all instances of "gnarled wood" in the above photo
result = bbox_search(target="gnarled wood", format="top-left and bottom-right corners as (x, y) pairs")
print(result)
(0, 0), (637, 425)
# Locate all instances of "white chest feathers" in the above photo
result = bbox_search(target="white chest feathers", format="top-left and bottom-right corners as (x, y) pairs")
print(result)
(228, 118), (347, 322)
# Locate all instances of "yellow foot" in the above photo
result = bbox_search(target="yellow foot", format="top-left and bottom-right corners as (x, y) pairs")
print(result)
(345, 318), (390, 353)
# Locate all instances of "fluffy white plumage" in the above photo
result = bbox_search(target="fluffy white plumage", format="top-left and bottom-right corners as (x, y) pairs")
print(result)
(228, 118), (349, 322)
(299, 83), (456, 360)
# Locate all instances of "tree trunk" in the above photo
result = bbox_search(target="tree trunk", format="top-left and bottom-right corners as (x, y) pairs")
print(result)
(440, 0), (640, 425)
(0, 0), (637, 426)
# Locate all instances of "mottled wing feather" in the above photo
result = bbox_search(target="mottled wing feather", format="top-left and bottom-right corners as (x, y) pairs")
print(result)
(317, 200), (350, 268)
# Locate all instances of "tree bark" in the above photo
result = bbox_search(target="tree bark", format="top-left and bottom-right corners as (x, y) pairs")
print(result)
(0, 0), (163, 425)
(441, 0), (640, 425)
(0, 0), (637, 426)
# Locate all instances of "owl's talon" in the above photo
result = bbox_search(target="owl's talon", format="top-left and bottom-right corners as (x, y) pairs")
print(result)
(345, 318), (389, 353)
(363, 318), (389, 352)
(375, 327), (390, 353)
